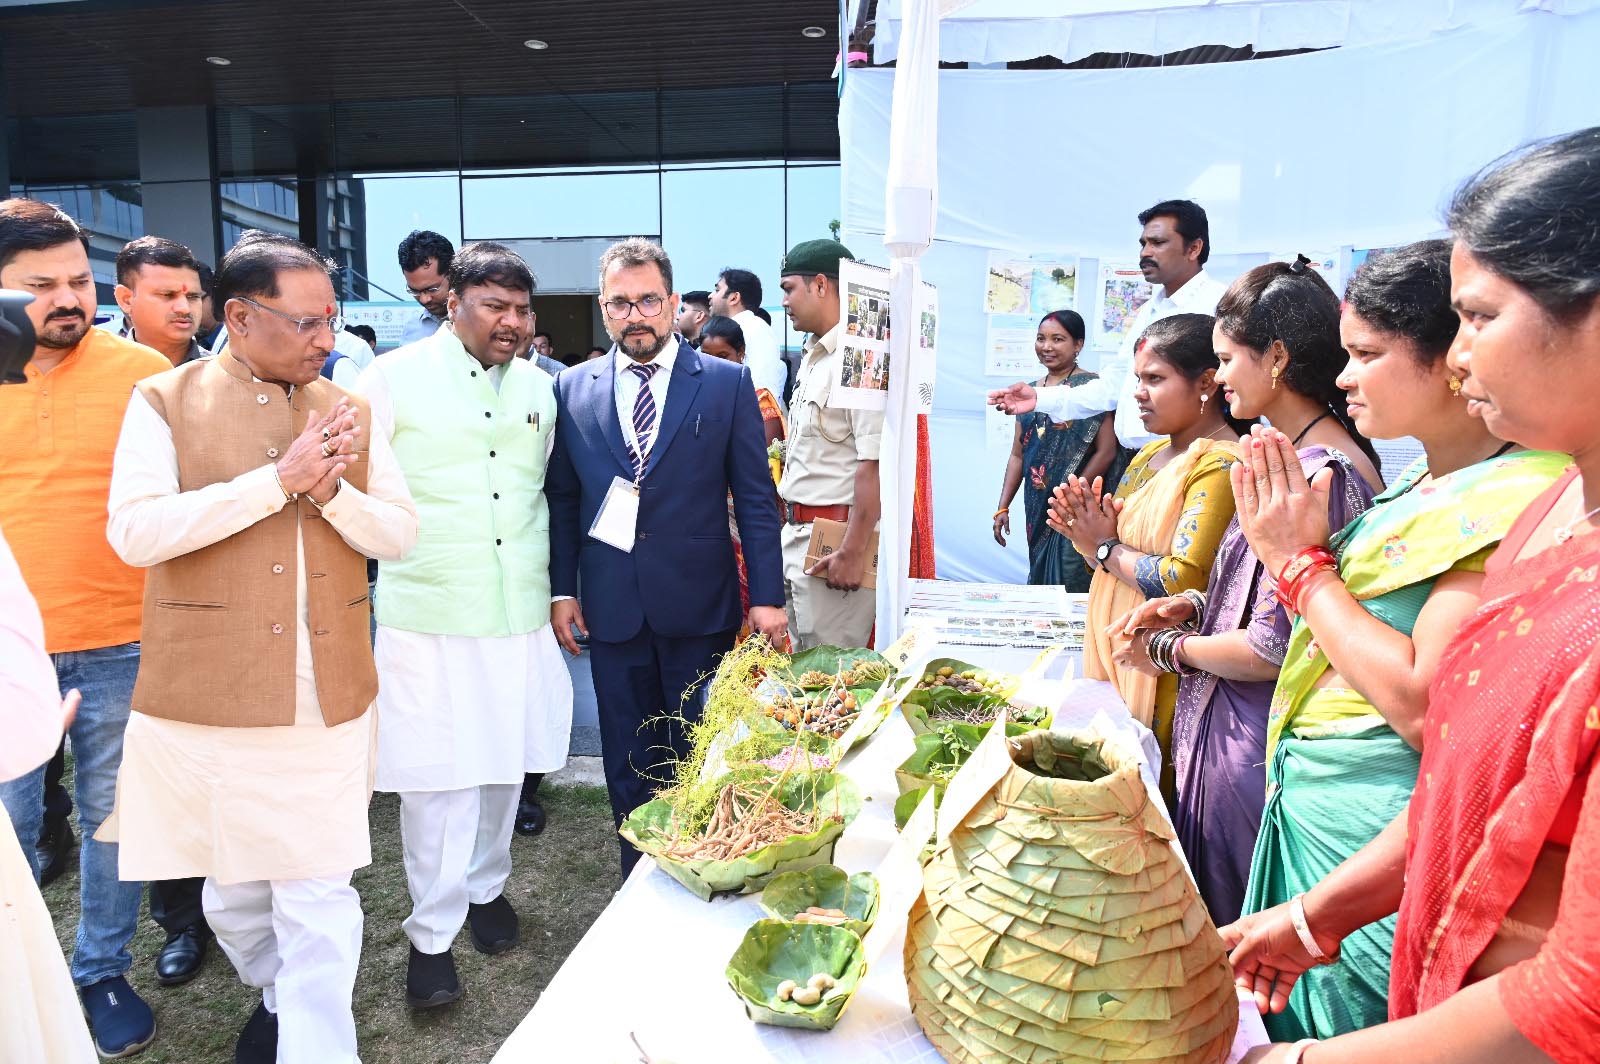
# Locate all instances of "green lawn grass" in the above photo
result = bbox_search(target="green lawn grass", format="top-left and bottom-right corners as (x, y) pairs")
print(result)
(43, 785), (621, 1063)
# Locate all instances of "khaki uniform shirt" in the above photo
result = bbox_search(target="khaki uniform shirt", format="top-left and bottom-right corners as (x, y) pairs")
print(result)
(778, 324), (883, 507)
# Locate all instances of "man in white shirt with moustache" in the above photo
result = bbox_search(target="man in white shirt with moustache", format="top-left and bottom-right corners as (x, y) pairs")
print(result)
(990, 199), (1227, 479)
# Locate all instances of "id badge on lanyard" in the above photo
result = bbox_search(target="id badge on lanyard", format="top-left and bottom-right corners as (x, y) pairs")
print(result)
(589, 476), (641, 552)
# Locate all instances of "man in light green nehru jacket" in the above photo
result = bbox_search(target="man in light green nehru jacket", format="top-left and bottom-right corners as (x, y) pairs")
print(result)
(356, 242), (573, 1010)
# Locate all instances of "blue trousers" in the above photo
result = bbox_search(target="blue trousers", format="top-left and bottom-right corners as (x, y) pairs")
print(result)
(0, 642), (144, 987)
(589, 624), (738, 877)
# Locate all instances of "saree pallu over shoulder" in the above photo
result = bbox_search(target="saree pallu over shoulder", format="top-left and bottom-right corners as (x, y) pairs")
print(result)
(1265, 450), (1571, 760)
(1391, 480), (1600, 1059)
(1085, 437), (1239, 727)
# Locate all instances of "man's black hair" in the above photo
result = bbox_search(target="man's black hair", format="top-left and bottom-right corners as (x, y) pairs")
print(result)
(213, 231), (333, 309)
(1137, 199), (1210, 265)
(0, 198), (90, 273)
(116, 236), (202, 288)
(717, 268), (762, 310)
(448, 241), (535, 297)
(681, 290), (711, 310)
(397, 229), (455, 274)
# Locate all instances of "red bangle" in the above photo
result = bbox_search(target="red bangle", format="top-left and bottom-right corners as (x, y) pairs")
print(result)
(1277, 549), (1339, 617)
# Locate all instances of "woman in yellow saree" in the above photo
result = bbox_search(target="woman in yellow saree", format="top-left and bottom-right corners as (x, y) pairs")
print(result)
(1048, 312), (1249, 790)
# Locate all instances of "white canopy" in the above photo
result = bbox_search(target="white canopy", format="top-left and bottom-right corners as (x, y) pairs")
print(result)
(874, 0), (1600, 64)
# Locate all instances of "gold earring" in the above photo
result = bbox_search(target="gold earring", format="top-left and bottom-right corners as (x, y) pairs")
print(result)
(1270, 365), (1281, 390)
(1448, 376), (1463, 397)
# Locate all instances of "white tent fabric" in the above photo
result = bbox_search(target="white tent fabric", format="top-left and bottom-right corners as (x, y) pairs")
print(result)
(847, 5), (1600, 584)
(874, 0), (1600, 64)
(874, 0), (942, 648)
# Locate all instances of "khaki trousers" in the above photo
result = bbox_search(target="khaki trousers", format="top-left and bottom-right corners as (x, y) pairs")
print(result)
(780, 523), (877, 651)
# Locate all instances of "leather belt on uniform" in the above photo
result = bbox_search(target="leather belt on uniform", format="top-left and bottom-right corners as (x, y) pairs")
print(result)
(786, 503), (851, 525)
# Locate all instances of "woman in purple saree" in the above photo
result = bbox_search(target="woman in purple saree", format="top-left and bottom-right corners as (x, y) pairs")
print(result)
(1111, 259), (1383, 924)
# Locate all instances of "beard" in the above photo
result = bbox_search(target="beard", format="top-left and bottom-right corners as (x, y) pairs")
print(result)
(616, 325), (670, 361)
(38, 314), (89, 349)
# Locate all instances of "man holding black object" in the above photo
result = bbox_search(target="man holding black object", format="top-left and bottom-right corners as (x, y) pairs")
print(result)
(546, 238), (785, 876)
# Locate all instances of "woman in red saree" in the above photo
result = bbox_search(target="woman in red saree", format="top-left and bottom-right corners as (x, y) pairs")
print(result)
(1222, 126), (1600, 1064)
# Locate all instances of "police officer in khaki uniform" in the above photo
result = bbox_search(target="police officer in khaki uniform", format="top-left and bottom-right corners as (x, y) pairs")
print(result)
(776, 240), (881, 650)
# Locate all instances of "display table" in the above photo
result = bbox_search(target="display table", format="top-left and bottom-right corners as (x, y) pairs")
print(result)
(495, 679), (1267, 1063)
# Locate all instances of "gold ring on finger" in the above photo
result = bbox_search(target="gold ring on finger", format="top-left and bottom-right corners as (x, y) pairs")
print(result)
(321, 442), (336, 458)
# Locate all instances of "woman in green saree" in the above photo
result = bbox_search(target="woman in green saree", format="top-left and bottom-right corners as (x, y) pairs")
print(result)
(1231, 240), (1568, 1041)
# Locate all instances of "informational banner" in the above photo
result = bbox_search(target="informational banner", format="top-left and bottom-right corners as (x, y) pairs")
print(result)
(913, 282), (939, 414)
(342, 301), (419, 350)
(1092, 262), (1153, 351)
(983, 313), (1038, 377)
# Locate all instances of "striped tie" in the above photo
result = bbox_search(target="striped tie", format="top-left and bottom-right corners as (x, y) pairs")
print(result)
(628, 362), (660, 478)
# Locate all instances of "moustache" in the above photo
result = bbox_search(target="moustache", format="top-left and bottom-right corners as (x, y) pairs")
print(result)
(46, 309), (86, 322)
(1138, 258), (1158, 270)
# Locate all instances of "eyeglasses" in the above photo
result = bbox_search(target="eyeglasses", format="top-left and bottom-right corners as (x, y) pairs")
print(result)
(407, 281), (445, 298)
(238, 297), (345, 335)
(600, 295), (666, 320)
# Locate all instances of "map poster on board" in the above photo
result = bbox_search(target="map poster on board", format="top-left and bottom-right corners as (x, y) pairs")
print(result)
(1092, 263), (1153, 351)
(985, 252), (1079, 316)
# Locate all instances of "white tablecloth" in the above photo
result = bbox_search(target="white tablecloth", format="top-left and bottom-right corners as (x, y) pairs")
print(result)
(496, 678), (1268, 1064)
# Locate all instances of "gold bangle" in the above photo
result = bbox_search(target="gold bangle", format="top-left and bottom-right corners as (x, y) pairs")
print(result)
(271, 464), (297, 503)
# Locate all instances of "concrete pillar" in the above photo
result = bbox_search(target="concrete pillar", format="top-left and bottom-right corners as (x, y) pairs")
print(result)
(136, 106), (220, 266)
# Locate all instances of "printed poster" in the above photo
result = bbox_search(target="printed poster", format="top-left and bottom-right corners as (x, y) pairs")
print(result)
(837, 259), (893, 411)
(1092, 263), (1153, 351)
(985, 252), (1079, 317)
(835, 260), (940, 413)
(984, 313), (1038, 377)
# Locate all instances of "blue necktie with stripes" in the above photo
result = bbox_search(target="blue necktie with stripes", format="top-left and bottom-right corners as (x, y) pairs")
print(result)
(628, 362), (660, 479)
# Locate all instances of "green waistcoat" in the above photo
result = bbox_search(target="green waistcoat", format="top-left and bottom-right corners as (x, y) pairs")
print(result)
(376, 328), (557, 637)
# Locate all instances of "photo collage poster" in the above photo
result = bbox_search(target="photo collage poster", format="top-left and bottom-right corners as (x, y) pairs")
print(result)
(835, 259), (938, 413)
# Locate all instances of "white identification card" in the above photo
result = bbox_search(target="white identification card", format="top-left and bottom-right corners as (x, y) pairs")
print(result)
(589, 476), (640, 552)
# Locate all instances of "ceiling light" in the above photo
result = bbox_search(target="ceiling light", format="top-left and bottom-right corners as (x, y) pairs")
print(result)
(205, 56), (232, 66)
(523, 39), (549, 50)
(801, 26), (827, 39)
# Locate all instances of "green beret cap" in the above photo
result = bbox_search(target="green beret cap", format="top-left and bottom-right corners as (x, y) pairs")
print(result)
(780, 238), (855, 279)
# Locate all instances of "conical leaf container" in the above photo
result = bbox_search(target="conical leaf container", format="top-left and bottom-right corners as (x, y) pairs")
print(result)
(904, 730), (1236, 1064)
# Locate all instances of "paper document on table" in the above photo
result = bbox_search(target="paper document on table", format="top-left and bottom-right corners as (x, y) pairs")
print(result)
(862, 786), (936, 967)
(936, 707), (1013, 845)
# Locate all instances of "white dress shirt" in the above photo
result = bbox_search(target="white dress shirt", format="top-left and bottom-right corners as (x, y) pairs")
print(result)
(734, 309), (788, 410)
(613, 337), (680, 468)
(0, 529), (63, 783)
(1035, 269), (1229, 449)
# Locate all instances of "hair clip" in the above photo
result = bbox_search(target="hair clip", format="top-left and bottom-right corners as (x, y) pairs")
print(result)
(1289, 254), (1312, 274)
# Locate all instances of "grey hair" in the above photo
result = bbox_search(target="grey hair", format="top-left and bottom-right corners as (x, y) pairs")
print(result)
(598, 238), (673, 295)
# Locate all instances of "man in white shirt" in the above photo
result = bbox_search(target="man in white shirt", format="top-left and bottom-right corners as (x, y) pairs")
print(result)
(397, 230), (454, 346)
(990, 199), (1227, 467)
(710, 267), (788, 407)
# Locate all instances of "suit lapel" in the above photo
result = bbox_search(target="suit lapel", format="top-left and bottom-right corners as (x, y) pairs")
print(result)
(646, 341), (702, 477)
(588, 356), (636, 477)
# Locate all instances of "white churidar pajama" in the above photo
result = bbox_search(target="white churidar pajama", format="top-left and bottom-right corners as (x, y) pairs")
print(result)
(361, 360), (573, 955)
(103, 388), (418, 1064)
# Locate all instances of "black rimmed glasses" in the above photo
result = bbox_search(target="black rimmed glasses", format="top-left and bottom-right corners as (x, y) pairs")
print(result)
(238, 297), (345, 335)
(600, 295), (666, 320)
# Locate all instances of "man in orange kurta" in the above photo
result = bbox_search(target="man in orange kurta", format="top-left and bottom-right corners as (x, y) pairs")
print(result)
(0, 198), (171, 1058)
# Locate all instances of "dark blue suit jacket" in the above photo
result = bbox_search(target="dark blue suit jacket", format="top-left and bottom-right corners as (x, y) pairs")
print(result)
(546, 338), (784, 643)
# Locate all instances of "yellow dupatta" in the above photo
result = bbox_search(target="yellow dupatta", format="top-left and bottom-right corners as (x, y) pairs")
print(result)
(1084, 438), (1236, 725)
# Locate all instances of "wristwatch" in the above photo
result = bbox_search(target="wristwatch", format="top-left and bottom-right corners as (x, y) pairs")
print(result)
(1095, 538), (1120, 568)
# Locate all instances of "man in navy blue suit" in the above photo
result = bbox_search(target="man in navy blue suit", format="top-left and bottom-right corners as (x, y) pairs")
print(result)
(546, 239), (787, 875)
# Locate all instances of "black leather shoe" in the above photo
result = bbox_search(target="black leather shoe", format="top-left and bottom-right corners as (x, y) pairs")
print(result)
(38, 817), (76, 888)
(514, 796), (546, 837)
(155, 924), (211, 986)
(234, 1002), (277, 1064)
(467, 894), (520, 955)
(405, 946), (462, 1009)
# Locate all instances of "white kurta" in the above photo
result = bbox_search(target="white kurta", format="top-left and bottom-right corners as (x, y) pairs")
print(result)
(359, 359), (573, 795)
(101, 389), (418, 885)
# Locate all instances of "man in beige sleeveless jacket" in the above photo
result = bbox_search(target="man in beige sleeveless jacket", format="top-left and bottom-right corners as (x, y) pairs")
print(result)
(104, 232), (418, 1064)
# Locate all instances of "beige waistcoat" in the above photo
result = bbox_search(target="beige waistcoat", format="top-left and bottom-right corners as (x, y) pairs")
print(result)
(131, 352), (376, 727)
